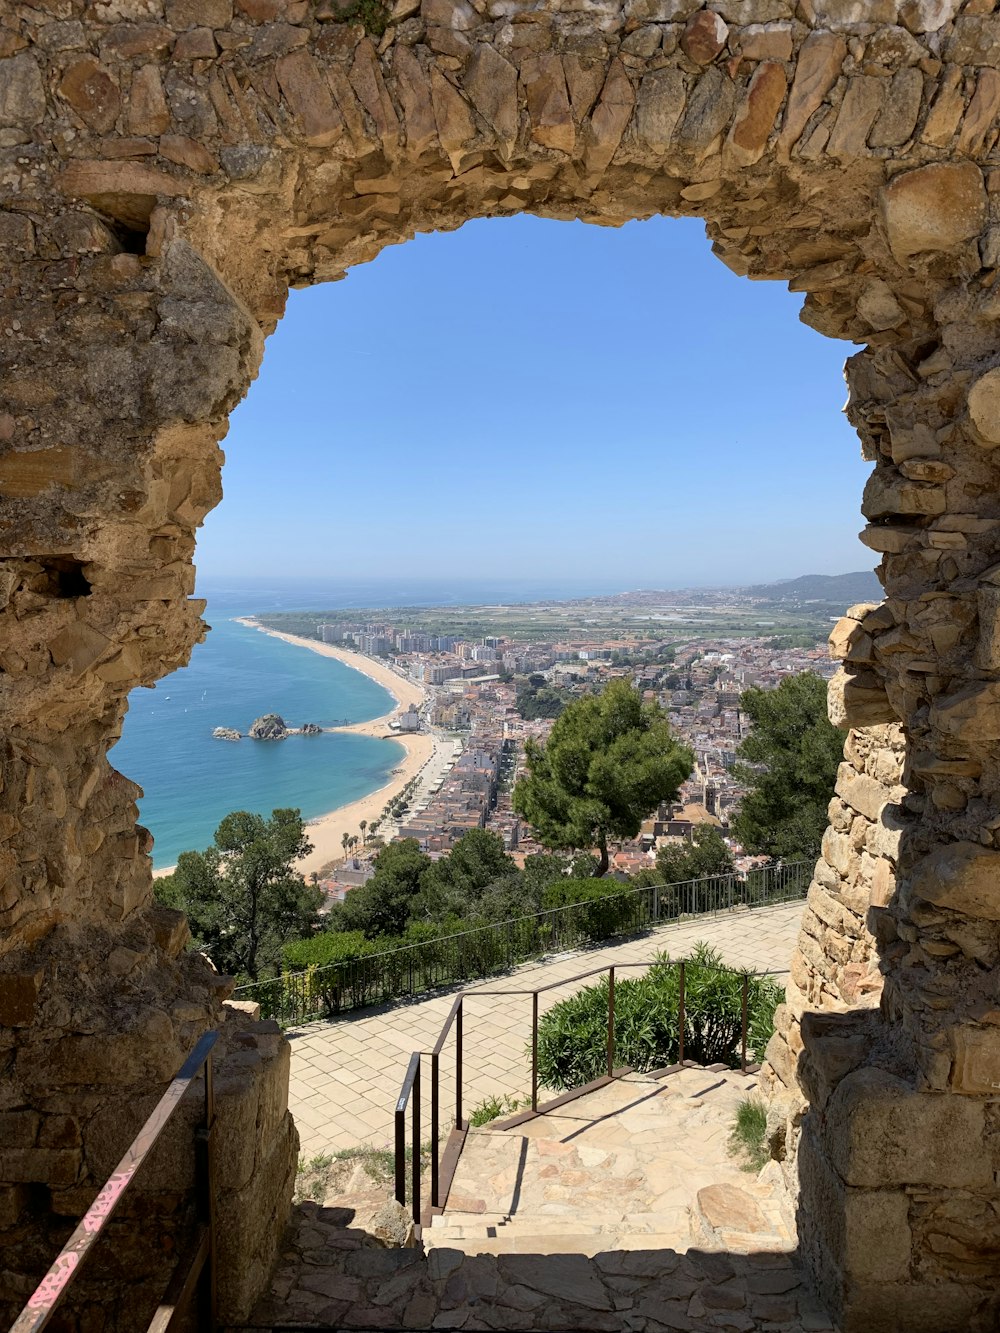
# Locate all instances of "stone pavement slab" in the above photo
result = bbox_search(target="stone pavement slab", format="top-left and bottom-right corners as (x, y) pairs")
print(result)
(287, 901), (804, 1159)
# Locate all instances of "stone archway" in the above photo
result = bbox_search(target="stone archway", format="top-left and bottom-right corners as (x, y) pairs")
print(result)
(3, 1), (1000, 1327)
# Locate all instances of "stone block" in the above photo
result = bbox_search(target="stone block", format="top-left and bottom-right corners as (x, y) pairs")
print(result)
(909, 840), (1000, 921)
(147, 905), (190, 957)
(840, 1282), (991, 1333)
(948, 1024), (1000, 1095)
(275, 49), (343, 148)
(215, 1111), (297, 1323)
(881, 162), (987, 262)
(967, 367), (1000, 448)
(828, 669), (897, 730)
(798, 1011), (872, 1109)
(680, 11), (728, 64)
(727, 61), (786, 167)
(58, 58), (121, 134)
(835, 766), (888, 822)
(0, 54), (46, 129)
(826, 1066), (990, 1189)
(778, 30), (846, 155)
(0, 1147), (82, 1187)
(931, 679), (1000, 742)
(0, 1110), (39, 1149)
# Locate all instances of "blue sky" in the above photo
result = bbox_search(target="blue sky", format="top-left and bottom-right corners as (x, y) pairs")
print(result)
(195, 214), (873, 591)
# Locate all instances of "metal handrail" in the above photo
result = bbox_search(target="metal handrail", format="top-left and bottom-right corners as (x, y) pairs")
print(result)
(393, 952), (779, 1227)
(236, 858), (813, 1026)
(11, 1030), (219, 1333)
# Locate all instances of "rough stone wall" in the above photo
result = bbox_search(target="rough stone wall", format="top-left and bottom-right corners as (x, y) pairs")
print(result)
(3, 0), (1000, 1328)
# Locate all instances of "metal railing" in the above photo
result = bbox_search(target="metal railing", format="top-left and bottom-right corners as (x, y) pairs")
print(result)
(236, 858), (812, 1026)
(11, 1031), (219, 1333)
(392, 953), (776, 1230)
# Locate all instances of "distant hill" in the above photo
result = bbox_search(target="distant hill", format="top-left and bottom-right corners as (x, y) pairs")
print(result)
(740, 571), (882, 604)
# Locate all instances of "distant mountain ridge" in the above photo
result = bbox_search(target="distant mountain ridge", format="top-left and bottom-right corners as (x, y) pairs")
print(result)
(740, 571), (882, 603)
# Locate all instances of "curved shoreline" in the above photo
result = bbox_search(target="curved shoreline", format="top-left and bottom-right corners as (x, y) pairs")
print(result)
(233, 619), (436, 877)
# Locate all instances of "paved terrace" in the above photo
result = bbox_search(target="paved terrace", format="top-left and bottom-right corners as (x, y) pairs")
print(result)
(286, 901), (805, 1159)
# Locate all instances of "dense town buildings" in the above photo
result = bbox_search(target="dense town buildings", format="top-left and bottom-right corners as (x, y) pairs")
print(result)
(318, 619), (835, 874)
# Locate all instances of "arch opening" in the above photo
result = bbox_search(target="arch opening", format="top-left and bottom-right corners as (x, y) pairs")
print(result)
(4, 5), (1000, 1329)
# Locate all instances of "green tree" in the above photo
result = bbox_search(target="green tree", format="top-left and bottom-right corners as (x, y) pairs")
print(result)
(731, 671), (842, 860)
(654, 824), (734, 885)
(513, 678), (693, 876)
(334, 838), (431, 938)
(155, 808), (320, 981)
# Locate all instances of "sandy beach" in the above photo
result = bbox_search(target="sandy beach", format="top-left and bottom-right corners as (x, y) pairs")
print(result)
(234, 620), (437, 877)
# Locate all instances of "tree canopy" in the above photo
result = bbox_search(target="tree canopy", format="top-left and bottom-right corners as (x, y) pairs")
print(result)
(637, 824), (735, 887)
(155, 807), (320, 981)
(731, 671), (842, 861)
(513, 678), (693, 875)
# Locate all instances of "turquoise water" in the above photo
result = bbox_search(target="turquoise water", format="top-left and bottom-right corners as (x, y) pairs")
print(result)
(113, 610), (403, 868)
(115, 577), (622, 868)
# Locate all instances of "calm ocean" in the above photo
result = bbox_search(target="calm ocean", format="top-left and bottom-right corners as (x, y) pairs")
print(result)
(114, 576), (619, 868)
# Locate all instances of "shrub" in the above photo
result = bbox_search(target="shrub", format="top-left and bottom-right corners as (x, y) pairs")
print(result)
(541, 877), (635, 943)
(282, 930), (378, 970)
(535, 943), (783, 1091)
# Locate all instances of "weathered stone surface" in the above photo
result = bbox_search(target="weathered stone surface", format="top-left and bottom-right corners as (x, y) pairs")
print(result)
(127, 64), (171, 136)
(635, 66), (687, 154)
(727, 62), (786, 166)
(946, 16), (1000, 66)
(676, 66), (735, 154)
(967, 367), (1000, 446)
(58, 58), (121, 134)
(827, 1067), (990, 1189)
(931, 680), (1000, 742)
(881, 162), (988, 261)
(827, 75), (882, 162)
(696, 1183), (768, 1233)
(778, 31), (846, 156)
(680, 11), (728, 65)
(0, 55), (46, 129)
(275, 49), (343, 147)
(948, 1025), (1000, 1095)
(869, 66), (923, 148)
(909, 841), (1000, 921)
(522, 53), (574, 155)
(464, 46), (517, 155)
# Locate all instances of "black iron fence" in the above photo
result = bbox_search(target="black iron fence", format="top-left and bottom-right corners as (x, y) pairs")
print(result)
(394, 953), (778, 1230)
(234, 858), (812, 1027)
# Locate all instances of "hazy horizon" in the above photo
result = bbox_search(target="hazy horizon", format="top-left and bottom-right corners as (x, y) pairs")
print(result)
(195, 214), (873, 588)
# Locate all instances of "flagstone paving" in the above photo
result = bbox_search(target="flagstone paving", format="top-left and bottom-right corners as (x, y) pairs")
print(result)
(243, 1061), (828, 1332)
(287, 901), (804, 1158)
(425, 1068), (794, 1258)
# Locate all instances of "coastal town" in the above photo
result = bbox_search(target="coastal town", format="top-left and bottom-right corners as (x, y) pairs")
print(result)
(245, 612), (840, 901)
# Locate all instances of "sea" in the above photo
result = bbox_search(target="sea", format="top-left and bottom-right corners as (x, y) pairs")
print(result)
(114, 575), (622, 869)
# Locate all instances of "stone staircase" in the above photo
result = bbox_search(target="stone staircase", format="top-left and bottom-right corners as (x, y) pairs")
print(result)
(242, 1065), (825, 1331)
(426, 1066), (795, 1258)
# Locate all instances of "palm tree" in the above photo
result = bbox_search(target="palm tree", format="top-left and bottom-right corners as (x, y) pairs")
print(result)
(360, 819), (367, 847)
(341, 832), (350, 860)
(349, 835), (359, 856)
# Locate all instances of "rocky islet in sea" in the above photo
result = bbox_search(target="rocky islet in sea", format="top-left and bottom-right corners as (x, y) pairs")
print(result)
(213, 714), (325, 741)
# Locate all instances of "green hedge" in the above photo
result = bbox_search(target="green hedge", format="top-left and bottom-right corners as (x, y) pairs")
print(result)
(541, 878), (635, 942)
(535, 942), (784, 1090)
(282, 930), (380, 970)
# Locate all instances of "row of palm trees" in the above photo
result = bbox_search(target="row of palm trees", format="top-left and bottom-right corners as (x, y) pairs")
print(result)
(339, 770), (423, 864)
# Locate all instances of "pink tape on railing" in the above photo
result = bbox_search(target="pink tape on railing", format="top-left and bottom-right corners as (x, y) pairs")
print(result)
(82, 1170), (133, 1234)
(26, 1253), (79, 1312)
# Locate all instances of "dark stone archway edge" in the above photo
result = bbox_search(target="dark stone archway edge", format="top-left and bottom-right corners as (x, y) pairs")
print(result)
(3, 1), (1000, 1328)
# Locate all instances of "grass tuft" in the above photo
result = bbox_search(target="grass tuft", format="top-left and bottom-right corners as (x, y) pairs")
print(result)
(728, 1096), (770, 1173)
(469, 1093), (528, 1127)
